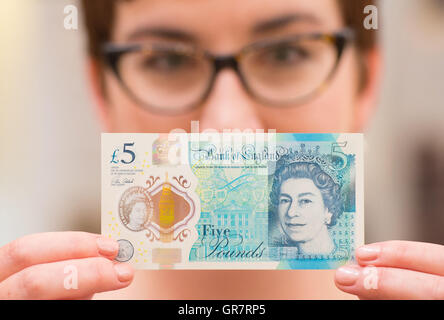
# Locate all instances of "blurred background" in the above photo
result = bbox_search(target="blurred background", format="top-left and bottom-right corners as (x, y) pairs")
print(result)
(1, 0), (444, 247)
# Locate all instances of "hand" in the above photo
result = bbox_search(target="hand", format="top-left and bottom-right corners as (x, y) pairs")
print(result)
(0, 232), (134, 299)
(334, 241), (444, 299)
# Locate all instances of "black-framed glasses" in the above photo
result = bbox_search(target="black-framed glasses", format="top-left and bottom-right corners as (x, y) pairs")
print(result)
(102, 28), (355, 115)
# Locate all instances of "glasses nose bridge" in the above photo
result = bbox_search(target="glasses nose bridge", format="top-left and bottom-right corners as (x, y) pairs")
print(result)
(213, 55), (240, 74)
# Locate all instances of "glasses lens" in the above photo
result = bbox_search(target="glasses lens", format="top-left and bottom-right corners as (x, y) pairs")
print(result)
(118, 46), (212, 112)
(240, 36), (338, 104)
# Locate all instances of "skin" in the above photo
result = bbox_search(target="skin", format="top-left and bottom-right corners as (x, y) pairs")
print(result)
(1, 0), (443, 299)
(277, 178), (334, 255)
(94, 0), (370, 133)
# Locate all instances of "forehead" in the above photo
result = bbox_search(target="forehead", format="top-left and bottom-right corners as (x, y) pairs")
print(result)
(280, 178), (321, 196)
(133, 201), (146, 207)
(113, 0), (343, 45)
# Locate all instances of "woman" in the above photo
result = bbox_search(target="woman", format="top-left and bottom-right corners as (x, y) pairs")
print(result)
(125, 199), (149, 231)
(269, 161), (341, 256)
(0, 0), (443, 299)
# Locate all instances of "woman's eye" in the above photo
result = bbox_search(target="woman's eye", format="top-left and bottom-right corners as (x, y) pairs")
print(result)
(299, 198), (313, 206)
(142, 52), (189, 72)
(264, 45), (309, 66)
(279, 198), (290, 205)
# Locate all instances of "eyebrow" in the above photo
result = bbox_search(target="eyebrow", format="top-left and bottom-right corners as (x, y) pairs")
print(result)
(124, 13), (319, 43)
(125, 26), (196, 43)
(298, 192), (315, 198)
(252, 13), (320, 34)
(279, 192), (315, 198)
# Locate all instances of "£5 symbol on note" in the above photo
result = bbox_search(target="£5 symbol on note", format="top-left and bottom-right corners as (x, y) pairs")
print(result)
(102, 133), (364, 269)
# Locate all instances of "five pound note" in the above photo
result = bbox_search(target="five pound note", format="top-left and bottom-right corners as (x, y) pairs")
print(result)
(102, 133), (364, 269)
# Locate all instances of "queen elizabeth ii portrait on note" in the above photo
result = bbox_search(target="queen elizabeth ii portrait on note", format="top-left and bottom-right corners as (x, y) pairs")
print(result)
(119, 188), (154, 232)
(268, 158), (343, 255)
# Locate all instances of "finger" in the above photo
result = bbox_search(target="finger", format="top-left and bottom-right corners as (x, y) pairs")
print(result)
(335, 264), (444, 300)
(0, 232), (119, 282)
(73, 294), (94, 300)
(356, 241), (444, 276)
(0, 257), (134, 300)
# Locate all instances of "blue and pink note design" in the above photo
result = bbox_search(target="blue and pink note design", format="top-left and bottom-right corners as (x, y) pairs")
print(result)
(102, 133), (363, 269)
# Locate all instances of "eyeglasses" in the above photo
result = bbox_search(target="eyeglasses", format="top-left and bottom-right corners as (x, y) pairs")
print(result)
(102, 28), (355, 115)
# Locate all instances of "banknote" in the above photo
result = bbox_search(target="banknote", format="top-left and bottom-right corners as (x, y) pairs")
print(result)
(102, 133), (364, 269)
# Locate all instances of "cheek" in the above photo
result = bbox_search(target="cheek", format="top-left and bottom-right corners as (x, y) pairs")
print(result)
(305, 204), (326, 224)
(277, 205), (285, 220)
(278, 202), (291, 217)
(257, 49), (359, 132)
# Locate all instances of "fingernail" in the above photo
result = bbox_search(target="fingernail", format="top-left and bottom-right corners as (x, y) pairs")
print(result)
(114, 263), (134, 283)
(335, 266), (360, 286)
(356, 245), (380, 261)
(96, 237), (119, 256)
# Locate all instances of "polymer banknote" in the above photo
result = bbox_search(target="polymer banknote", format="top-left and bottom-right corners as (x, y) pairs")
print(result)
(102, 133), (363, 269)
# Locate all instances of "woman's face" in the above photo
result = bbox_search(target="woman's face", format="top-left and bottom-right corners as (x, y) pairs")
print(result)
(91, 0), (379, 133)
(277, 178), (331, 243)
(129, 201), (147, 226)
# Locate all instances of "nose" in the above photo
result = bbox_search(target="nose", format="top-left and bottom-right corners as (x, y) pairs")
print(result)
(198, 70), (265, 132)
(287, 202), (301, 218)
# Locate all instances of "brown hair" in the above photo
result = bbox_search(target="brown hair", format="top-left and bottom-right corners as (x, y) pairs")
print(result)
(81, 0), (378, 84)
